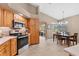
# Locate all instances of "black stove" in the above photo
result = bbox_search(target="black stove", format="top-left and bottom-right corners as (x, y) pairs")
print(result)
(17, 35), (28, 49)
(10, 32), (28, 55)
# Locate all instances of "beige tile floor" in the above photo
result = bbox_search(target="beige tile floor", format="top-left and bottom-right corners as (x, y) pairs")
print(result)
(18, 36), (69, 56)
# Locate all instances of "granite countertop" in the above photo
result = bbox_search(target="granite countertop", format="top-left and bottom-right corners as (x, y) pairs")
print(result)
(0, 36), (17, 45)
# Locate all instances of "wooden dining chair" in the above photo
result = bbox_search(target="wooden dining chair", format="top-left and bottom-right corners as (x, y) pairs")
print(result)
(53, 32), (59, 42)
(69, 33), (78, 45)
(57, 34), (66, 45)
(57, 35), (61, 44)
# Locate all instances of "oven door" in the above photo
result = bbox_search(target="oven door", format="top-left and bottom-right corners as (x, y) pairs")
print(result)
(17, 36), (28, 49)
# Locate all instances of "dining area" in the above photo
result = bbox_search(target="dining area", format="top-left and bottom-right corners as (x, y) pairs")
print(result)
(53, 32), (78, 47)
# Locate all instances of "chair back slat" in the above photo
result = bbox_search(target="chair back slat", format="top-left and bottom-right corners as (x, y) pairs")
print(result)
(74, 33), (78, 40)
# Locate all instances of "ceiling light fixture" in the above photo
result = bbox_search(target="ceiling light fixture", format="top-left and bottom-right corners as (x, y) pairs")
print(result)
(58, 11), (68, 24)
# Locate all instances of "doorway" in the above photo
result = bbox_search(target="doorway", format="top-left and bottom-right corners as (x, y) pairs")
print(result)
(40, 22), (47, 39)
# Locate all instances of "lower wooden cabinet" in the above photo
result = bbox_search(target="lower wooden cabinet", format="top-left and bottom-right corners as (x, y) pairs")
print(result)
(10, 38), (17, 56)
(0, 38), (17, 56)
(0, 40), (10, 56)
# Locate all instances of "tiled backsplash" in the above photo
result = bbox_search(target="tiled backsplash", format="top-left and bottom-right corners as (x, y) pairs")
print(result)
(0, 27), (11, 36)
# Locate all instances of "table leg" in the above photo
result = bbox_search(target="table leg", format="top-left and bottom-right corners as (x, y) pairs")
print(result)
(69, 54), (72, 56)
(53, 35), (55, 42)
(67, 37), (70, 47)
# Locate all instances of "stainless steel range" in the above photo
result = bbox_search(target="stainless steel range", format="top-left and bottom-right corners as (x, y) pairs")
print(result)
(10, 32), (28, 55)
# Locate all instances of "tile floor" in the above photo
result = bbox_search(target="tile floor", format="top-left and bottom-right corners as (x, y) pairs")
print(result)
(18, 36), (69, 56)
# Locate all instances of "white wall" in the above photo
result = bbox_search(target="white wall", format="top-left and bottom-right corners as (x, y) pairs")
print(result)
(39, 12), (57, 24)
(39, 12), (57, 39)
(66, 15), (79, 43)
(60, 15), (79, 43)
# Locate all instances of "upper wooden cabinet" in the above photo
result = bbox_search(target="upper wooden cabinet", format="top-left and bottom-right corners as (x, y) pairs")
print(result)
(3, 10), (14, 28)
(0, 8), (4, 26)
(0, 7), (14, 28)
(25, 19), (27, 27)
(14, 14), (25, 22)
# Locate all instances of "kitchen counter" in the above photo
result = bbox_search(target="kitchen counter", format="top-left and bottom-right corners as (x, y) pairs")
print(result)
(0, 36), (17, 45)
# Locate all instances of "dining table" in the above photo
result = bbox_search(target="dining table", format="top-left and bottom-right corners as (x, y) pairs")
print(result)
(53, 33), (71, 46)
(61, 33), (70, 46)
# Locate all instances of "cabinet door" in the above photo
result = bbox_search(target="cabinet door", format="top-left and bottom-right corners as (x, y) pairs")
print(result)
(7, 11), (14, 28)
(25, 19), (27, 28)
(4, 40), (10, 56)
(3, 10), (7, 27)
(3, 10), (14, 28)
(0, 40), (10, 56)
(27, 19), (35, 45)
(29, 26), (36, 45)
(35, 19), (39, 44)
(27, 18), (39, 45)
(10, 38), (17, 56)
(0, 8), (3, 26)
(0, 44), (5, 56)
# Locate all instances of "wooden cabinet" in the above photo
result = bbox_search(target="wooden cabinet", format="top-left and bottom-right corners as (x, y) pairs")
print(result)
(14, 14), (26, 24)
(34, 18), (40, 44)
(0, 7), (14, 28)
(25, 18), (27, 28)
(3, 10), (14, 28)
(0, 38), (17, 56)
(10, 38), (17, 56)
(0, 40), (10, 56)
(4, 40), (11, 56)
(27, 18), (39, 45)
(0, 8), (3, 26)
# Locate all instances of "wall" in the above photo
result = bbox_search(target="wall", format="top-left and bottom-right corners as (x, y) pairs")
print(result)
(60, 15), (79, 42)
(64, 15), (79, 42)
(39, 12), (57, 24)
(39, 12), (57, 39)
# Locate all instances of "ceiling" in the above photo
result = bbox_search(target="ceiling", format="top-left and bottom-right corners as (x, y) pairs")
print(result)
(0, 3), (38, 18)
(1, 3), (79, 20)
(8, 3), (31, 18)
(34, 3), (79, 20)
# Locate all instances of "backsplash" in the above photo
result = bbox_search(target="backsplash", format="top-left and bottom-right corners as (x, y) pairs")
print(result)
(0, 27), (11, 36)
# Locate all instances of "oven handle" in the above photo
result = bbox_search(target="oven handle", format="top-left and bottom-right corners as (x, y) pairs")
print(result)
(18, 36), (27, 39)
